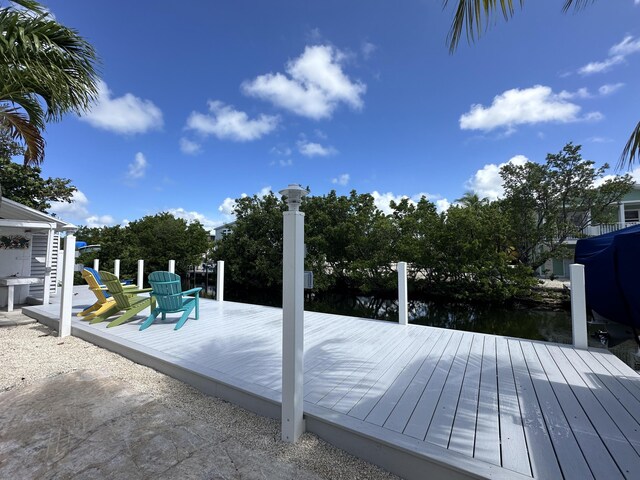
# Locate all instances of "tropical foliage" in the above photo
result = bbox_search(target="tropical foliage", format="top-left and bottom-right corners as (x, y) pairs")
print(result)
(76, 214), (211, 285)
(214, 143), (632, 303)
(0, 135), (76, 211)
(442, 0), (640, 168)
(0, 0), (99, 165)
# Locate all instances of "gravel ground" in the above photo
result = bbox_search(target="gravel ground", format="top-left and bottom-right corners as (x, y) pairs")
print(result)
(0, 317), (397, 480)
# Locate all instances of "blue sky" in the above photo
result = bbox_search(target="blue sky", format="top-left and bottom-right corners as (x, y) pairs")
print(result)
(33, 0), (640, 231)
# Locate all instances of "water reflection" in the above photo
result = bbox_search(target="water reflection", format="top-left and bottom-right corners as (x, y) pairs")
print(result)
(305, 293), (572, 343)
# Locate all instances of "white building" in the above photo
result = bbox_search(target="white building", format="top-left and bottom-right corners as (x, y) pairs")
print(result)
(0, 197), (75, 310)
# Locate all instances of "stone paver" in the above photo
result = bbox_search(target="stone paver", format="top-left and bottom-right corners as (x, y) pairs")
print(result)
(0, 370), (323, 479)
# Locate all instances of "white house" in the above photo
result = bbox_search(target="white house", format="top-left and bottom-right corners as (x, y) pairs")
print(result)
(0, 196), (75, 310)
(545, 184), (640, 278)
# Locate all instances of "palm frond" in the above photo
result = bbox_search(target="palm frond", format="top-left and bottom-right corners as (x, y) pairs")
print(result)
(0, 105), (45, 165)
(618, 121), (640, 171)
(561, 0), (596, 13)
(0, 7), (100, 119)
(444, 0), (521, 53)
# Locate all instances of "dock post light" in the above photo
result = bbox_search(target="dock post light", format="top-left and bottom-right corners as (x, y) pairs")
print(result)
(279, 184), (309, 442)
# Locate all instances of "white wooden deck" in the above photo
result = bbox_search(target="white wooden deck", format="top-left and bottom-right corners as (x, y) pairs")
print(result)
(23, 288), (640, 480)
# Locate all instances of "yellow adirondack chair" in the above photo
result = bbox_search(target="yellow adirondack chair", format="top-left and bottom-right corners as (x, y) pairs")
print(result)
(77, 268), (118, 320)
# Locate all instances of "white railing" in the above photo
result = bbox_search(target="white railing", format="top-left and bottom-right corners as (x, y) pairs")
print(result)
(583, 222), (639, 237)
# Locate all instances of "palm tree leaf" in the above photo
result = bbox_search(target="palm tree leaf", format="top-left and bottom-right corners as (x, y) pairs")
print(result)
(444, 0), (521, 53)
(0, 105), (45, 165)
(618, 121), (640, 171)
(561, 0), (596, 13)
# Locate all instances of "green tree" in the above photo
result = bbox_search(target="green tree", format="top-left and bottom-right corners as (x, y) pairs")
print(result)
(213, 192), (285, 295)
(500, 142), (634, 269)
(443, 0), (640, 168)
(305, 191), (398, 293)
(0, 138), (76, 211)
(75, 214), (210, 284)
(128, 213), (210, 278)
(0, 0), (99, 165)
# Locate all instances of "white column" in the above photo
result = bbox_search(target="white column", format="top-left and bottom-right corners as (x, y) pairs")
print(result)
(168, 259), (175, 274)
(398, 261), (408, 325)
(42, 227), (55, 306)
(93, 258), (99, 271)
(619, 203), (626, 227)
(58, 233), (76, 337)
(137, 259), (144, 289)
(281, 209), (305, 442)
(216, 260), (224, 301)
(113, 259), (120, 278)
(570, 264), (588, 349)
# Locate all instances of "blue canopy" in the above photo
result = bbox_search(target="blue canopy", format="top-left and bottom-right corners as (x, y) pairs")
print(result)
(575, 224), (640, 329)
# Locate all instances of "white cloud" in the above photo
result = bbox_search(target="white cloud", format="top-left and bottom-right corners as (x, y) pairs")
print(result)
(361, 41), (377, 59)
(218, 197), (237, 216)
(127, 152), (147, 180)
(80, 80), (163, 134)
(298, 140), (337, 157)
(465, 155), (529, 200)
(595, 167), (640, 187)
(609, 35), (640, 57)
(49, 190), (118, 227)
(579, 35), (640, 75)
(85, 215), (115, 228)
(217, 187), (271, 218)
(558, 87), (591, 99)
(186, 101), (279, 142)
(579, 56), (624, 75)
(271, 145), (292, 156)
(370, 191), (450, 214)
(332, 173), (350, 186)
(167, 208), (221, 233)
(278, 158), (293, 167)
(587, 136), (613, 143)
(242, 45), (366, 120)
(435, 199), (451, 213)
(180, 137), (202, 155)
(599, 83), (625, 95)
(459, 85), (599, 132)
(49, 190), (89, 219)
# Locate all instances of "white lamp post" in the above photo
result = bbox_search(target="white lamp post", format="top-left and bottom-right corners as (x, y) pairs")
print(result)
(279, 184), (309, 443)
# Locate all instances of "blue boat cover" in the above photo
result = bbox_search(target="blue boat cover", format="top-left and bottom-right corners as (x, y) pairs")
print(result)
(575, 224), (640, 329)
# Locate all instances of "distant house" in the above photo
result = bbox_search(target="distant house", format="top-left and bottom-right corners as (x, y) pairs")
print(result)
(0, 197), (75, 309)
(214, 222), (235, 242)
(543, 184), (640, 278)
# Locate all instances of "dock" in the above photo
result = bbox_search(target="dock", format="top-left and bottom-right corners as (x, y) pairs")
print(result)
(23, 288), (640, 479)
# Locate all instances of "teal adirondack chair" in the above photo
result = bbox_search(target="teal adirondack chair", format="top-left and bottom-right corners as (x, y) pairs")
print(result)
(91, 271), (155, 328)
(140, 271), (201, 331)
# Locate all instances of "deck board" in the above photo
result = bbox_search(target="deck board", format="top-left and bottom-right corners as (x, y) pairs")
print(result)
(23, 288), (640, 480)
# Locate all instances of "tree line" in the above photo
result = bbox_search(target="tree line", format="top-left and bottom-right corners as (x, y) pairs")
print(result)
(215, 143), (633, 303)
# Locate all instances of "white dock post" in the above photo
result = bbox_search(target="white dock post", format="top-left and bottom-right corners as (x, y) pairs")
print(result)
(58, 233), (76, 337)
(570, 264), (588, 349)
(168, 259), (175, 274)
(216, 260), (224, 301)
(113, 259), (120, 278)
(137, 259), (144, 289)
(280, 184), (308, 443)
(93, 258), (99, 271)
(398, 261), (408, 325)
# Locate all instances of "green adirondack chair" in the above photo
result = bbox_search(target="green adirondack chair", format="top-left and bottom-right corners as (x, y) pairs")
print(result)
(90, 271), (155, 328)
(140, 271), (201, 331)
(78, 267), (137, 321)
